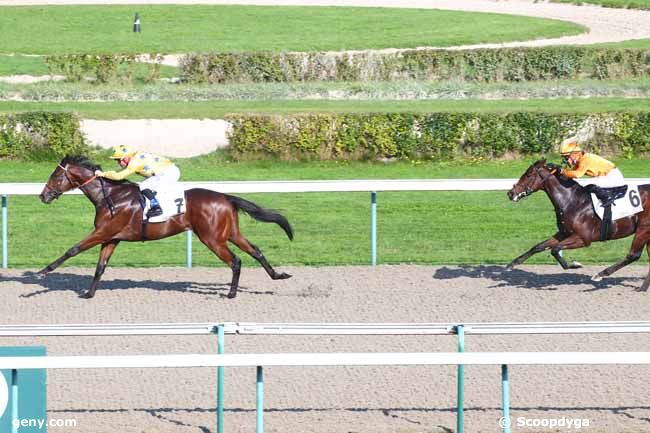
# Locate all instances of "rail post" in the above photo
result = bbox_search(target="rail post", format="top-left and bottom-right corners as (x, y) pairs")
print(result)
(2, 195), (7, 269)
(10, 369), (17, 433)
(371, 191), (377, 265)
(502, 364), (510, 433)
(456, 325), (465, 433)
(217, 325), (225, 433)
(256, 366), (264, 433)
(186, 230), (193, 268)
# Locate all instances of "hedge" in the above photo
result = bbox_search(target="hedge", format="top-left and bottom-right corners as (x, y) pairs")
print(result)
(45, 54), (164, 84)
(180, 47), (650, 83)
(225, 112), (650, 161)
(0, 112), (88, 160)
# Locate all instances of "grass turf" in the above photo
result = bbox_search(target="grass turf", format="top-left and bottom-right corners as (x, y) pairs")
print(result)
(0, 5), (583, 55)
(1, 157), (649, 268)
(1, 98), (650, 119)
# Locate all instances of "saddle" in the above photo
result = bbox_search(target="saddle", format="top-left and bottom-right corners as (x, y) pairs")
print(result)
(584, 185), (629, 241)
(138, 186), (187, 240)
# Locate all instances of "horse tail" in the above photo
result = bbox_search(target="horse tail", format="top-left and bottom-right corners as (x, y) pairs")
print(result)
(225, 194), (293, 240)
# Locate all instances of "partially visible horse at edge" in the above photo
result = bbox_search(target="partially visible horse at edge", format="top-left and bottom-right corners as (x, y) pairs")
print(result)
(506, 159), (650, 291)
(38, 156), (293, 299)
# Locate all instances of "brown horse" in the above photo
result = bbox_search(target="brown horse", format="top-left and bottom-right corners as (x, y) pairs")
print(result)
(38, 156), (293, 299)
(506, 159), (650, 291)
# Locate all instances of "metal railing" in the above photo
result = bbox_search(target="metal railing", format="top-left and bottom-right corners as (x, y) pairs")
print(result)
(2, 321), (650, 433)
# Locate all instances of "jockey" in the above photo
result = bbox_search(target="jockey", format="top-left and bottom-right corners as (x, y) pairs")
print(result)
(557, 138), (626, 206)
(95, 145), (180, 218)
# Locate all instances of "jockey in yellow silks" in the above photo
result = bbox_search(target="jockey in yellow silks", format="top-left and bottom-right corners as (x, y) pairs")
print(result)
(556, 138), (625, 206)
(95, 145), (180, 218)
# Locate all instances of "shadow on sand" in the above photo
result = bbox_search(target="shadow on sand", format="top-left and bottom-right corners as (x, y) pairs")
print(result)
(0, 271), (275, 298)
(433, 265), (641, 292)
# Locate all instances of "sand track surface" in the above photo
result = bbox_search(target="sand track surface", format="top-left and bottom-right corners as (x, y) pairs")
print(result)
(1, 264), (650, 433)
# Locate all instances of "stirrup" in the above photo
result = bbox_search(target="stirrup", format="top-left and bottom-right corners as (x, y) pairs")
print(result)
(146, 207), (163, 218)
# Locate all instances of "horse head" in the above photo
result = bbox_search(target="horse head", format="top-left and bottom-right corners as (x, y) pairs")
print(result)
(507, 159), (557, 202)
(40, 156), (99, 204)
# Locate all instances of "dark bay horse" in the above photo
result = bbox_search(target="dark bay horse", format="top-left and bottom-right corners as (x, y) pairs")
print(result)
(507, 159), (650, 291)
(38, 156), (293, 299)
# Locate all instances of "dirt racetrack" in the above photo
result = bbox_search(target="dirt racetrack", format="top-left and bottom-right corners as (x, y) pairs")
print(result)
(2, 264), (650, 433)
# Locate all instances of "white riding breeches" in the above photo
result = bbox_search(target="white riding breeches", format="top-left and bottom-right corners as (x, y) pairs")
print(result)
(139, 165), (181, 192)
(588, 168), (625, 188)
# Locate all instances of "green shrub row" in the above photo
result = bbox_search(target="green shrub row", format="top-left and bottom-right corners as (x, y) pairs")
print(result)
(225, 112), (650, 160)
(0, 112), (88, 160)
(45, 54), (164, 84)
(180, 47), (650, 83)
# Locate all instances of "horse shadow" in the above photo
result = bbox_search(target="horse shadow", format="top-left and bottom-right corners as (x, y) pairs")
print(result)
(0, 271), (275, 298)
(432, 265), (640, 292)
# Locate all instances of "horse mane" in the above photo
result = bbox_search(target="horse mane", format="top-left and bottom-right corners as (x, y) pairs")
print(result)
(556, 173), (582, 190)
(61, 155), (102, 172)
(60, 155), (136, 186)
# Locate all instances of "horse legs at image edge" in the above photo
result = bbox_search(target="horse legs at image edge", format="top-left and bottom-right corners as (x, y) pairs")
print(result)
(507, 233), (585, 270)
(592, 227), (650, 291)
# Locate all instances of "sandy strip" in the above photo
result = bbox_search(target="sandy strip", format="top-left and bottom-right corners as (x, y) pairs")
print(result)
(1, 264), (650, 433)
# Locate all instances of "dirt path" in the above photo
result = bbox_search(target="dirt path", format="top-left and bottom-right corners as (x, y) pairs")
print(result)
(1, 264), (650, 433)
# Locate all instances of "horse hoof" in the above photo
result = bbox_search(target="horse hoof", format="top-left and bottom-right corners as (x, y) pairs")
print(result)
(275, 272), (292, 280)
(504, 265), (514, 272)
(79, 291), (95, 299)
(227, 291), (237, 299)
(635, 286), (649, 293)
(570, 261), (583, 269)
(37, 267), (50, 275)
(591, 273), (603, 282)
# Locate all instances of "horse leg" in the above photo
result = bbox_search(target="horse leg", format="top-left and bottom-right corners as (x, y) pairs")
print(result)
(593, 231), (648, 282)
(506, 233), (563, 270)
(80, 240), (119, 299)
(230, 233), (291, 280)
(549, 234), (587, 270)
(39, 231), (106, 274)
(637, 244), (650, 292)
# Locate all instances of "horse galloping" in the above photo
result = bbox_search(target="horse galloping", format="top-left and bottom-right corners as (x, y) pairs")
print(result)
(39, 156), (293, 299)
(507, 159), (650, 291)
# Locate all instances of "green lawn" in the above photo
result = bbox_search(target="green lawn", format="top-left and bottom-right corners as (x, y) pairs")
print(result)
(1, 98), (650, 119)
(0, 5), (583, 55)
(1, 158), (648, 268)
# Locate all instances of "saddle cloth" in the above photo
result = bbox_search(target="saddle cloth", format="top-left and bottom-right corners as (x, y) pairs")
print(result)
(591, 185), (644, 221)
(141, 184), (187, 223)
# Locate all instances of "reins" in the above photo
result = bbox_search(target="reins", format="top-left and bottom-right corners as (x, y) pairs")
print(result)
(57, 164), (115, 216)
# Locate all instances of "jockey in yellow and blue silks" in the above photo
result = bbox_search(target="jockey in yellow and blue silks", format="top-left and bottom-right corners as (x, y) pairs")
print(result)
(95, 145), (180, 218)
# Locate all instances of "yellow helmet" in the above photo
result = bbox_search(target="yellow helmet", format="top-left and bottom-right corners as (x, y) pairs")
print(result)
(559, 139), (582, 155)
(110, 145), (137, 159)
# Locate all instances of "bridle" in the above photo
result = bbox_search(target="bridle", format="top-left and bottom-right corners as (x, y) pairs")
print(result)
(53, 164), (115, 216)
(519, 165), (557, 198)
(56, 164), (97, 192)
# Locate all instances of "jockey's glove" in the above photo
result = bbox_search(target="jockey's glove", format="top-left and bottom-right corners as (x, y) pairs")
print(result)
(546, 163), (562, 172)
(95, 170), (104, 177)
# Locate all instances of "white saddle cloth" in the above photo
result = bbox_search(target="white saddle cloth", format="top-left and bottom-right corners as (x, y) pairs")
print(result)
(591, 185), (643, 221)
(142, 184), (187, 223)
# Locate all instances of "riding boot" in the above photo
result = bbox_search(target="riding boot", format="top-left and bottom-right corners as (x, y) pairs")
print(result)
(142, 189), (163, 218)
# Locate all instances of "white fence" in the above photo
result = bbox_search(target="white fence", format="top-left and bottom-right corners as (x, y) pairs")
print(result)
(2, 321), (650, 433)
(3, 178), (650, 268)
